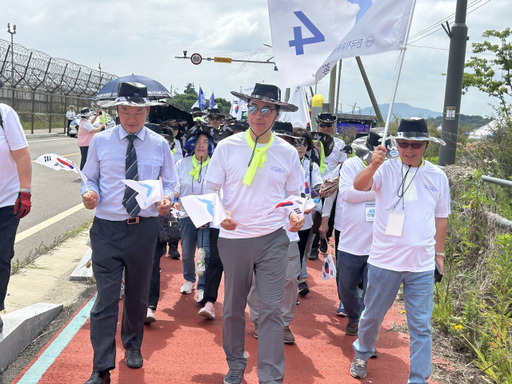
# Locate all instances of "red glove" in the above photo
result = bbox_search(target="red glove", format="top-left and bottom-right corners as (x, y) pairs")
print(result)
(14, 191), (31, 219)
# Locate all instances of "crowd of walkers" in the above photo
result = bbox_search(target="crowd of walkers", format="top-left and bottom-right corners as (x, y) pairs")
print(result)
(0, 80), (449, 384)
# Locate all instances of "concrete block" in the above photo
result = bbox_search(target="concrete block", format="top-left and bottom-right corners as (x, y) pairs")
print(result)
(0, 303), (62, 371)
(70, 248), (93, 281)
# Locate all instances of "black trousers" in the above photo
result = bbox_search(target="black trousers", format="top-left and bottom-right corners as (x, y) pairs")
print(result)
(148, 241), (165, 309)
(89, 216), (158, 372)
(0, 206), (20, 311)
(201, 228), (223, 304)
(79, 146), (89, 170)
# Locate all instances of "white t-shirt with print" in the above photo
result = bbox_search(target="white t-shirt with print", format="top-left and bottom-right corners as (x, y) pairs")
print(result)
(369, 158), (451, 272)
(336, 156), (376, 256)
(206, 132), (303, 239)
(324, 137), (347, 174)
(0, 104), (28, 207)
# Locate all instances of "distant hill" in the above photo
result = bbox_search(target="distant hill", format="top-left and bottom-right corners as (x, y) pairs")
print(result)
(360, 103), (442, 118)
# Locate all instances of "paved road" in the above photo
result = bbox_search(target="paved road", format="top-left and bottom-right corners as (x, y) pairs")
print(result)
(13, 133), (94, 265)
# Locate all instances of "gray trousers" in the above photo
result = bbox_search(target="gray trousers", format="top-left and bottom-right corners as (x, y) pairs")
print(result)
(218, 229), (289, 384)
(248, 240), (300, 326)
(89, 217), (158, 372)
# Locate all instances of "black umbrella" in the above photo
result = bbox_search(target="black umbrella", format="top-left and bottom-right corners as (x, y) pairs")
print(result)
(94, 74), (171, 100)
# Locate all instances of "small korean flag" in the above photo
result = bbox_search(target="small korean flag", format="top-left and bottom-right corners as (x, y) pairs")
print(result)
(321, 253), (337, 280)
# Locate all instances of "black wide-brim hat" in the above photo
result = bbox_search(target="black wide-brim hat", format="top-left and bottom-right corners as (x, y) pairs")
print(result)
(352, 127), (394, 162)
(98, 82), (165, 108)
(311, 131), (335, 158)
(272, 121), (294, 137)
(389, 117), (445, 145)
(315, 113), (337, 123)
(207, 108), (224, 117)
(231, 83), (298, 112)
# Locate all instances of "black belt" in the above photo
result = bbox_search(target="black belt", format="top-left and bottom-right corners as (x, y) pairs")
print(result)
(95, 216), (156, 225)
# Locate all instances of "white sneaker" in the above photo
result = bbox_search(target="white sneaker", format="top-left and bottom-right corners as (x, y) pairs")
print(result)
(145, 308), (156, 324)
(196, 289), (204, 303)
(180, 281), (195, 294)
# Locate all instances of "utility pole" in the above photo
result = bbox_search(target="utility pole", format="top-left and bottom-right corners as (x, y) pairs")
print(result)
(328, 62), (337, 114)
(355, 56), (385, 126)
(438, 0), (468, 166)
(7, 23), (16, 87)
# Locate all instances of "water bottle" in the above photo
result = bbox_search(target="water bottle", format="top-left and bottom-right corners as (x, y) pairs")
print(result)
(197, 248), (206, 276)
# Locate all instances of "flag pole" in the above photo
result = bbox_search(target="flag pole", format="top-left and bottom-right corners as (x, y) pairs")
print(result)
(382, 0), (418, 141)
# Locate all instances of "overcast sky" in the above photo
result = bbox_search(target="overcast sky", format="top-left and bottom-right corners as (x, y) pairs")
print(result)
(1, 0), (509, 117)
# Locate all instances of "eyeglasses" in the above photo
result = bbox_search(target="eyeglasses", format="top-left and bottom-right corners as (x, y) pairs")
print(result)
(248, 105), (277, 116)
(396, 141), (425, 149)
(318, 123), (333, 128)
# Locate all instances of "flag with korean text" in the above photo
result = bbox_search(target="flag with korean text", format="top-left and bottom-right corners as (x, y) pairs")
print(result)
(180, 193), (227, 228)
(122, 179), (163, 210)
(322, 253), (337, 280)
(267, 0), (415, 87)
(35, 153), (88, 185)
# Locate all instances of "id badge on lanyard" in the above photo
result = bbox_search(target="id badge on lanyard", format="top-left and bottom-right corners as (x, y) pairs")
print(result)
(385, 210), (405, 237)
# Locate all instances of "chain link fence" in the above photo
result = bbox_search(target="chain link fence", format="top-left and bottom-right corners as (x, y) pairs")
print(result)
(0, 38), (116, 133)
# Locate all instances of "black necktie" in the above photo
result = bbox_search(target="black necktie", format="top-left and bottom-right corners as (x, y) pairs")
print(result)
(122, 134), (141, 217)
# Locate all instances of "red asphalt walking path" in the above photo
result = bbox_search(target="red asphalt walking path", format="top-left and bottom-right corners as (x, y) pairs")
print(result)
(12, 247), (439, 384)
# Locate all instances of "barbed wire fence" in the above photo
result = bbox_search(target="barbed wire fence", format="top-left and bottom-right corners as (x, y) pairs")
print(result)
(0, 38), (116, 133)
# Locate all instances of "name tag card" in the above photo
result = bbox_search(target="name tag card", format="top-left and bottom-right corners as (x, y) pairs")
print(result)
(385, 211), (405, 237)
(365, 203), (375, 222)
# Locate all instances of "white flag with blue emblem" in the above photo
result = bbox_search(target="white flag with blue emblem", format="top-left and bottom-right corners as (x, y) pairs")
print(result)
(122, 179), (163, 210)
(180, 193), (227, 228)
(267, 0), (415, 86)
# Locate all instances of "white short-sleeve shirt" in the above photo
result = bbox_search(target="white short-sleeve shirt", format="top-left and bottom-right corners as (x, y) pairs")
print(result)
(324, 137), (347, 174)
(0, 104), (28, 207)
(369, 158), (451, 272)
(336, 156), (376, 256)
(206, 132), (303, 239)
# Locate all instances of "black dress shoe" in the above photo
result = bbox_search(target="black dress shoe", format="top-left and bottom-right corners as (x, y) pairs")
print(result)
(125, 349), (143, 368)
(84, 371), (110, 384)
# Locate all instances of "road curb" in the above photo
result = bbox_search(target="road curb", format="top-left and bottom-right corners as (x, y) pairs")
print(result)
(0, 303), (63, 371)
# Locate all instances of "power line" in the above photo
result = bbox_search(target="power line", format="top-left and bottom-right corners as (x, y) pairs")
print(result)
(408, 0), (491, 44)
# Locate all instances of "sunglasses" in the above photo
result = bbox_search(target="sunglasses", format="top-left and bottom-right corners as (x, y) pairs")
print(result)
(318, 123), (333, 128)
(248, 105), (277, 116)
(396, 141), (425, 149)
(292, 137), (307, 147)
(278, 135), (307, 148)
(209, 115), (222, 120)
